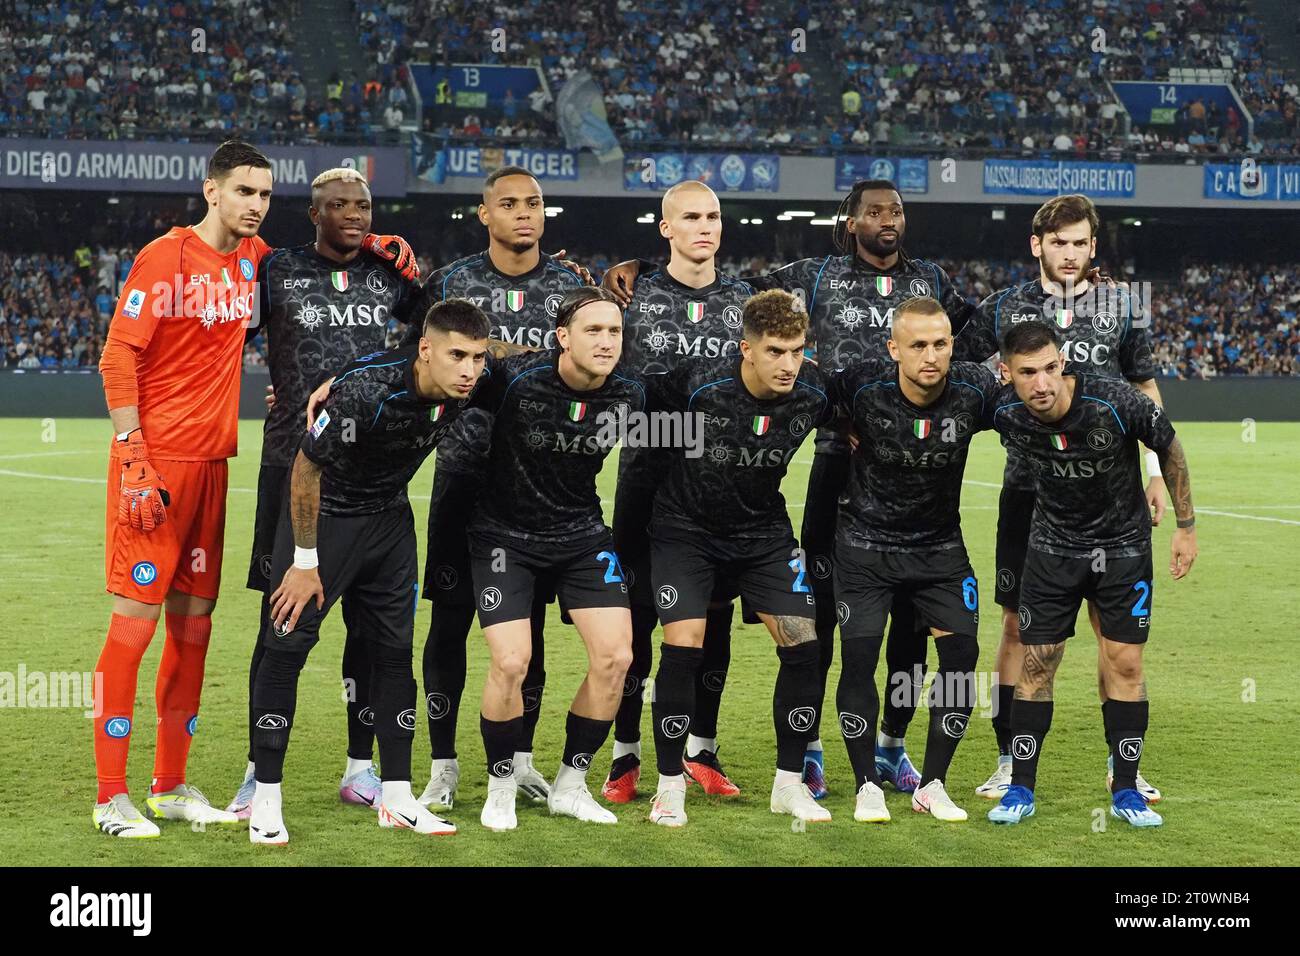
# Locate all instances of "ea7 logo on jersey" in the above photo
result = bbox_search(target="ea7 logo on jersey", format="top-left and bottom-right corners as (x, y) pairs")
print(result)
(638, 301), (669, 315)
(1008, 312), (1041, 324)
(282, 278), (311, 289)
(517, 399), (548, 417)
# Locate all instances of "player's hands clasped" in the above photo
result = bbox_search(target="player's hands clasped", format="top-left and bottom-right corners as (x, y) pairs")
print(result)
(265, 384), (276, 411)
(270, 566), (325, 635)
(1169, 526), (1197, 579)
(362, 233), (420, 282)
(116, 429), (171, 532)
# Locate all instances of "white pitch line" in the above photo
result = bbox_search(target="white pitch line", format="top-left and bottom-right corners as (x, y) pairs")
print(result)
(1, 467), (1297, 526)
(0, 450), (96, 461)
(1197, 508), (1300, 527)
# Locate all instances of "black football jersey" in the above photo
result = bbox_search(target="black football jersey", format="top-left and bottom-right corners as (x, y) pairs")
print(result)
(832, 359), (1002, 551)
(471, 349), (647, 544)
(257, 244), (419, 466)
(649, 355), (835, 538)
(747, 252), (974, 452)
(618, 267), (753, 488)
(988, 373), (1176, 558)
(404, 250), (587, 475)
(955, 279), (1156, 489)
(300, 345), (477, 517)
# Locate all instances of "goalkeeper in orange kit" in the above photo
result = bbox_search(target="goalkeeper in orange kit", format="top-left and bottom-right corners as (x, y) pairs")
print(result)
(92, 140), (419, 838)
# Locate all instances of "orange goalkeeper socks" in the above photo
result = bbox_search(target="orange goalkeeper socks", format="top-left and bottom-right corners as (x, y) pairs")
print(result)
(151, 613), (212, 794)
(93, 614), (158, 803)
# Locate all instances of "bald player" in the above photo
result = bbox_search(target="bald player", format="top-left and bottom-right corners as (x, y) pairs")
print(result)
(828, 297), (1001, 824)
(599, 180), (756, 803)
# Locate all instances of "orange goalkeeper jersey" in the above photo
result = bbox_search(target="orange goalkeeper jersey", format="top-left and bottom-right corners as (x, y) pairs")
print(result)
(104, 226), (271, 460)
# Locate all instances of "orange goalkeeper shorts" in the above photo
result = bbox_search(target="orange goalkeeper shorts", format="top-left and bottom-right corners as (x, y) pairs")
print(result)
(104, 443), (229, 603)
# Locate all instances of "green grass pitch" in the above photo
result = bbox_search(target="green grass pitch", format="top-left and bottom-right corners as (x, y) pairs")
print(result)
(0, 418), (1296, 866)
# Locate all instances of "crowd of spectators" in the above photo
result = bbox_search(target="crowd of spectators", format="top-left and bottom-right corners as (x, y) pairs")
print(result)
(3, 0), (1299, 160)
(0, 0), (326, 143)
(828, 0), (1299, 160)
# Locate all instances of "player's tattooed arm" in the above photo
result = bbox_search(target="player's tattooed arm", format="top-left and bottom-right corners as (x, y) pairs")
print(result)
(1157, 436), (1198, 579)
(1156, 437), (1193, 527)
(289, 450), (322, 549)
(770, 615), (818, 647)
(1017, 642), (1065, 701)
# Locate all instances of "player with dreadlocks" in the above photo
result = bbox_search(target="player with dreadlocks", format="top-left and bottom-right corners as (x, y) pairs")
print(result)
(605, 180), (976, 805)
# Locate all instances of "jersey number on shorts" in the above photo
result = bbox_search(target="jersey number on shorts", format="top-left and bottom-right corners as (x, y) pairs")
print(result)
(596, 550), (625, 584)
(788, 557), (811, 594)
(1130, 580), (1151, 617)
(961, 576), (978, 611)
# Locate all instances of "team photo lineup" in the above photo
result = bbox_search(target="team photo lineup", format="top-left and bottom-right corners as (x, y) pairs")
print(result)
(93, 149), (1195, 844)
(2, 0), (1297, 894)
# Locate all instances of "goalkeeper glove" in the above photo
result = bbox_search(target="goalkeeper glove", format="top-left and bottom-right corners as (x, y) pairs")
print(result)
(362, 233), (420, 282)
(116, 428), (171, 532)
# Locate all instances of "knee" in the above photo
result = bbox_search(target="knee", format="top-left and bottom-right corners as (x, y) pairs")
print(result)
(1104, 649), (1144, 686)
(594, 645), (634, 687)
(1000, 608), (1022, 644)
(491, 650), (531, 686)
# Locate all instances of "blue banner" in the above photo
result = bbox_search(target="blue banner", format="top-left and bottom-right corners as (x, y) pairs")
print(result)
(1203, 162), (1300, 201)
(411, 136), (579, 184)
(834, 156), (928, 193)
(556, 71), (623, 163)
(1111, 81), (1241, 126)
(623, 153), (780, 192)
(982, 159), (1136, 198)
(411, 64), (543, 109)
(0, 138), (408, 196)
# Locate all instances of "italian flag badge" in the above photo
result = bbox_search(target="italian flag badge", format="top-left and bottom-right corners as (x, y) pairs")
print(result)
(1051, 433), (1069, 451)
(912, 419), (931, 439)
(752, 415), (771, 436)
(220, 267), (233, 287)
(331, 271), (350, 292)
(686, 302), (705, 323)
(507, 290), (524, 312)
(876, 276), (894, 296)
(1055, 308), (1073, 328)
(430, 404), (445, 422)
(568, 401), (588, 422)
